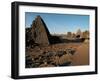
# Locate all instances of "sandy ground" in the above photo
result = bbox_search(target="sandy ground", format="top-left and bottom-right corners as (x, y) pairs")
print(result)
(26, 42), (89, 68)
(71, 42), (89, 66)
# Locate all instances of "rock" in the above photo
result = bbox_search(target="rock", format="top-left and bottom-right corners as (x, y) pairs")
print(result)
(53, 56), (60, 65)
(45, 51), (56, 57)
(52, 54), (72, 66)
(84, 39), (89, 43)
(25, 55), (33, 68)
(39, 63), (55, 67)
(56, 51), (66, 57)
(66, 48), (76, 55)
(26, 28), (35, 47)
(58, 54), (72, 65)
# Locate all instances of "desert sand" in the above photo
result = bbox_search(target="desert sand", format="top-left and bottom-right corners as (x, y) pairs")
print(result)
(71, 42), (89, 66)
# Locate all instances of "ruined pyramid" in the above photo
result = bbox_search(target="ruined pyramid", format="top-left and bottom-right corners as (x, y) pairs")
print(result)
(30, 15), (51, 46)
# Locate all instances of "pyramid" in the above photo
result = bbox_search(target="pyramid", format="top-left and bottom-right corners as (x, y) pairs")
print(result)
(30, 15), (51, 46)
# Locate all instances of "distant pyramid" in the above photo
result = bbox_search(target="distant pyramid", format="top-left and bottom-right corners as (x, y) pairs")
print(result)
(76, 29), (82, 38)
(31, 15), (51, 46)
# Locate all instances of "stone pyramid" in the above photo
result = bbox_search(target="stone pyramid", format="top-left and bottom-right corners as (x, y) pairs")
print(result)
(31, 15), (51, 46)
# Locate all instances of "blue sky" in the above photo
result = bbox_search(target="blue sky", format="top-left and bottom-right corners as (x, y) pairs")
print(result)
(25, 12), (89, 34)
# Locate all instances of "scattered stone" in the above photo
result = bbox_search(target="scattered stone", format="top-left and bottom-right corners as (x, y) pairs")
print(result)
(56, 51), (66, 57)
(58, 54), (72, 65)
(25, 55), (33, 68)
(66, 48), (76, 55)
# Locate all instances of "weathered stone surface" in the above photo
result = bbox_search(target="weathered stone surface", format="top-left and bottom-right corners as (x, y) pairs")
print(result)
(31, 15), (51, 46)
